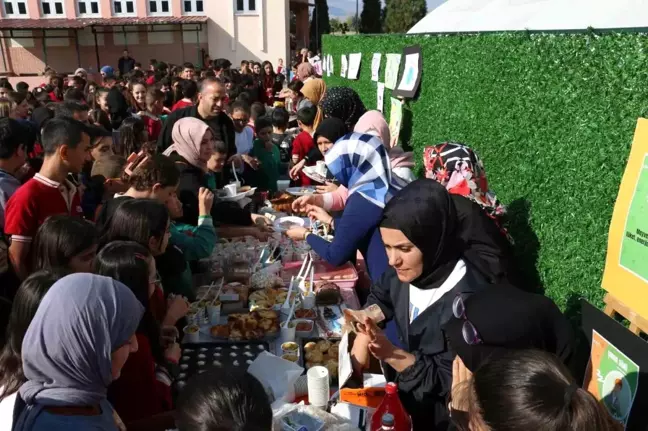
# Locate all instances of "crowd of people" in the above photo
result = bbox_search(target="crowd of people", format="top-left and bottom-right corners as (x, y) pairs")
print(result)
(0, 49), (624, 431)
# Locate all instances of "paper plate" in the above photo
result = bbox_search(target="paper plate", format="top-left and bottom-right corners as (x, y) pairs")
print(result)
(217, 190), (248, 202)
(302, 166), (327, 184)
(286, 186), (317, 197)
(273, 216), (310, 232)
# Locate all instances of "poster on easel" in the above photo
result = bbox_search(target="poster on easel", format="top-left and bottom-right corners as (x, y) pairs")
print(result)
(584, 330), (639, 429)
(602, 118), (648, 323)
(581, 300), (648, 430)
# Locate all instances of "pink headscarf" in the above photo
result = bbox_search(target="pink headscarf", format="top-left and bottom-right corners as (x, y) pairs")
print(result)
(164, 117), (210, 171)
(354, 110), (414, 169)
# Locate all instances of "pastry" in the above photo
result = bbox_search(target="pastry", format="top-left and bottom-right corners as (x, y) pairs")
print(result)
(317, 340), (331, 353)
(282, 353), (298, 362)
(304, 341), (317, 352)
(281, 342), (298, 352)
(328, 344), (339, 357)
(325, 360), (338, 377)
(229, 329), (244, 341)
(210, 325), (230, 338)
(258, 319), (274, 331)
(305, 350), (323, 363)
(257, 310), (278, 320)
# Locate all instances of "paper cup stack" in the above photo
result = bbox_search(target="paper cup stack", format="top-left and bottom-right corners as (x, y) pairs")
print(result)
(307, 366), (330, 409)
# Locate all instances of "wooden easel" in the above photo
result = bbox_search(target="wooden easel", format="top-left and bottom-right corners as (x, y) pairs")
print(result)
(603, 293), (648, 336)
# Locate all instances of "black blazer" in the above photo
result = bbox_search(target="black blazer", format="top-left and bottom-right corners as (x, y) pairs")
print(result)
(366, 263), (490, 430)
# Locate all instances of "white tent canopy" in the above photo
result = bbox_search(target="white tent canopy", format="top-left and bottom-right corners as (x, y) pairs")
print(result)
(408, 0), (648, 33)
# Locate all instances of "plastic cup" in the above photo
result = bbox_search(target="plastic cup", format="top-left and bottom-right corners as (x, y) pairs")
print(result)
(183, 325), (200, 343)
(280, 321), (296, 342)
(224, 184), (238, 196)
(207, 301), (222, 324)
(303, 294), (316, 309)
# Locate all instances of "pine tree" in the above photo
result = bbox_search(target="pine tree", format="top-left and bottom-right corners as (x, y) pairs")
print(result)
(360, 0), (383, 34)
(309, 0), (331, 52)
(384, 0), (427, 33)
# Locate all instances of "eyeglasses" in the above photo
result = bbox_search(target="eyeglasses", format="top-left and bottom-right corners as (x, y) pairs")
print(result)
(452, 295), (482, 345)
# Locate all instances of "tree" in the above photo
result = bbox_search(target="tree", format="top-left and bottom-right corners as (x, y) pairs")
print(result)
(330, 17), (342, 34)
(346, 15), (359, 32)
(309, 0), (331, 52)
(360, 0), (383, 33)
(384, 0), (427, 33)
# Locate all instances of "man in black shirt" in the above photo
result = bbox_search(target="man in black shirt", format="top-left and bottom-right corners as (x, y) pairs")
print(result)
(157, 78), (236, 158)
(118, 49), (136, 76)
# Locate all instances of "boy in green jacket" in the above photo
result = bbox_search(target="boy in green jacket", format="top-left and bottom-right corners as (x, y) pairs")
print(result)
(250, 117), (280, 193)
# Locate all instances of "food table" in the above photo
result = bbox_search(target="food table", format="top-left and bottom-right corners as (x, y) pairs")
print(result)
(175, 230), (372, 429)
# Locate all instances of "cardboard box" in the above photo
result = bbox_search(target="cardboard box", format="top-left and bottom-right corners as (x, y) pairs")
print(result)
(337, 332), (387, 409)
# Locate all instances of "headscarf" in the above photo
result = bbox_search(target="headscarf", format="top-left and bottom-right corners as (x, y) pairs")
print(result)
(301, 78), (327, 129)
(74, 68), (88, 78)
(164, 117), (211, 171)
(15, 274), (143, 429)
(381, 179), (515, 289)
(354, 110), (414, 170)
(381, 179), (461, 289)
(423, 142), (505, 220)
(325, 133), (404, 208)
(313, 117), (347, 147)
(100, 65), (115, 79)
(297, 62), (315, 81)
(320, 87), (367, 131)
(443, 284), (574, 372)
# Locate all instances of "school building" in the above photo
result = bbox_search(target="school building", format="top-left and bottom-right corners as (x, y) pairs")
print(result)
(0, 0), (311, 80)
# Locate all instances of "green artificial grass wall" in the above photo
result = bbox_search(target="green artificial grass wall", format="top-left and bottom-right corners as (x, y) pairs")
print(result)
(323, 32), (648, 315)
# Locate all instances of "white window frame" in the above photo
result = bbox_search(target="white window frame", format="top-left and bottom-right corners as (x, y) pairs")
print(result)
(76, 0), (100, 17)
(2, 0), (29, 18)
(147, 0), (171, 16)
(182, 0), (204, 15)
(40, 0), (65, 18)
(112, 0), (136, 16)
(234, 0), (257, 15)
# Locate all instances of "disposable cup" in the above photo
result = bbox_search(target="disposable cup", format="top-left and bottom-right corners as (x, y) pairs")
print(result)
(280, 321), (296, 342)
(307, 366), (330, 409)
(302, 294), (316, 309)
(183, 325), (200, 343)
(224, 184), (238, 196)
(207, 301), (222, 324)
(277, 179), (291, 191)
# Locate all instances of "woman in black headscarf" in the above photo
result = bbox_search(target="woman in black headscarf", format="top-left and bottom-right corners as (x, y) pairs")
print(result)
(320, 87), (367, 131)
(350, 179), (514, 430)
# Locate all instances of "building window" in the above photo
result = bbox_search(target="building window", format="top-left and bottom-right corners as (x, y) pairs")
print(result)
(148, 0), (170, 15)
(235, 0), (256, 14)
(40, 0), (64, 17)
(182, 0), (203, 14)
(3, 0), (28, 17)
(77, 0), (99, 16)
(113, 0), (135, 15)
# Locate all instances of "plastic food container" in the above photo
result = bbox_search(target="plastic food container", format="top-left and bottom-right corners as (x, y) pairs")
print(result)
(183, 325), (200, 343)
(293, 319), (314, 337)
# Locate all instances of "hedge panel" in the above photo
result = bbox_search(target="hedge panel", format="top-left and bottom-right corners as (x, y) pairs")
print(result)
(323, 32), (648, 313)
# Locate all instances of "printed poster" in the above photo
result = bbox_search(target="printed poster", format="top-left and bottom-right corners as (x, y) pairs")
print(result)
(619, 153), (648, 282)
(347, 53), (362, 80)
(377, 82), (385, 113)
(341, 55), (348, 78)
(328, 54), (334, 77)
(584, 330), (639, 429)
(371, 53), (382, 81)
(384, 53), (401, 90)
(393, 45), (422, 98)
(389, 98), (403, 147)
(602, 118), (648, 321)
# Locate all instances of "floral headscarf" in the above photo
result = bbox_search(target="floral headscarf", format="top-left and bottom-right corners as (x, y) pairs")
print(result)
(320, 87), (367, 132)
(423, 142), (505, 220)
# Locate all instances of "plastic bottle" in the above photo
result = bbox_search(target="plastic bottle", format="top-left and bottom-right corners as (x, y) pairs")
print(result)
(370, 382), (412, 431)
(379, 413), (395, 430)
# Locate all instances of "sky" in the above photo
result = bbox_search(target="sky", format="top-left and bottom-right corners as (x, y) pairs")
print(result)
(327, 0), (446, 18)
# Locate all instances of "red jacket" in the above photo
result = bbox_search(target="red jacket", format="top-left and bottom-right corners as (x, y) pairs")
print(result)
(108, 332), (172, 422)
(291, 131), (315, 186)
